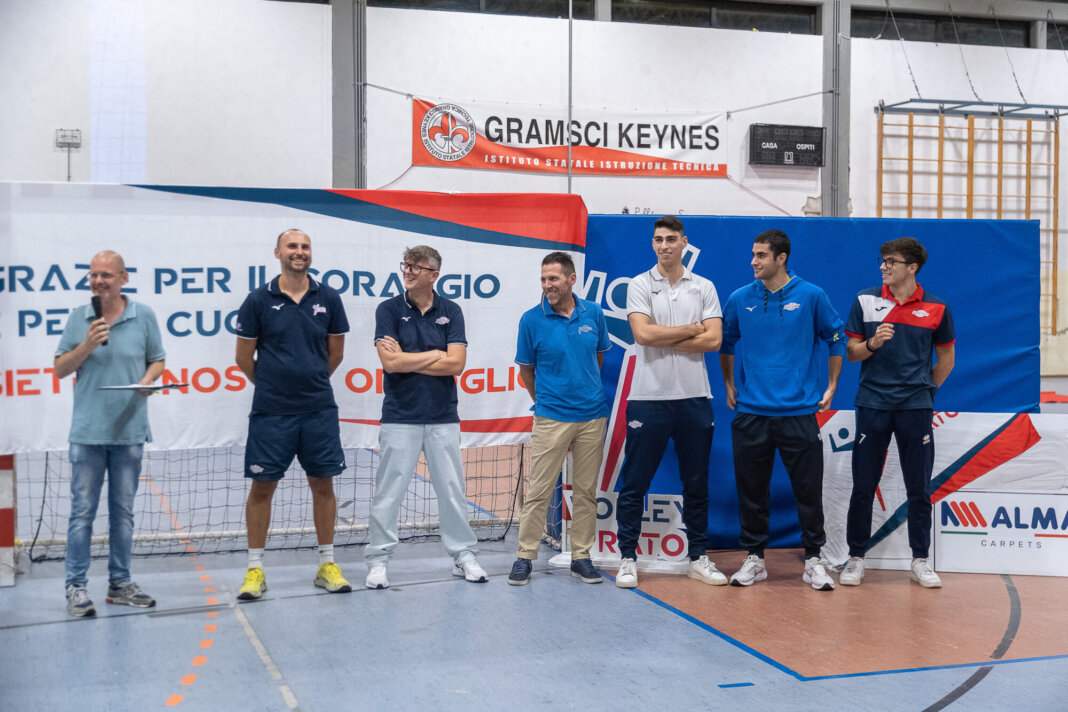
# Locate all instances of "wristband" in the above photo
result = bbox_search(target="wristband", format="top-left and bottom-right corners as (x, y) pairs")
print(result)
(865, 338), (879, 353)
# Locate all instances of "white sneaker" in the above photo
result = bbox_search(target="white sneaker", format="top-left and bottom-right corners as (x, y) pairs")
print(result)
(839, 557), (865, 586)
(365, 565), (389, 589)
(453, 558), (488, 583)
(803, 557), (835, 591)
(616, 558), (638, 589)
(730, 554), (767, 587)
(910, 558), (942, 588)
(687, 555), (728, 585)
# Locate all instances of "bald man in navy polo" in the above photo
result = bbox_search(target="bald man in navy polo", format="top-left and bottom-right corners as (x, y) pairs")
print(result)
(234, 229), (352, 600)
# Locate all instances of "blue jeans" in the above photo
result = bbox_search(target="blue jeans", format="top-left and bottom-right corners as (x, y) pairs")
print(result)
(65, 443), (144, 588)
(365, 423), (478, 566)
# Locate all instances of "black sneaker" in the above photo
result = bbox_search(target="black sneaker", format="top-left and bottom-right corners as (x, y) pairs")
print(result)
(507, 558), (532, 586)
(570, 558), (603, 584)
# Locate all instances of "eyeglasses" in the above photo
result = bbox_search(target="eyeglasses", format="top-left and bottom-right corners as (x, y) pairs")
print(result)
(879, 258), (910, 269)
(400, 262), (435, 275)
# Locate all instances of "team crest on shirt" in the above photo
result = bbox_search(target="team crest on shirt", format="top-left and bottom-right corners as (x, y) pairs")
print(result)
(578, 325), (593, 334)
(312, 304), (327, 316)
(913, 309), (930, 318)
(435, 316), (450, 325)
(784, 302), (801, 311)
(688, 287), (700, 295)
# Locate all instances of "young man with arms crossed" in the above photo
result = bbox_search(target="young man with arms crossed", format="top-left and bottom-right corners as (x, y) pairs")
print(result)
(614, 216), (727, 589)
(365, 246), (487, 588)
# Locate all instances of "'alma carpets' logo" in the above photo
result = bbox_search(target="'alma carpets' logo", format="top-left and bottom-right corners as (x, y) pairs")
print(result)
(420, 103), (477, 162)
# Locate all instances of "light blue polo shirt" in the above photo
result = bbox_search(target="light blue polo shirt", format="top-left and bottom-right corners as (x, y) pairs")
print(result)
(515, 296), (610, 422)
(55, 300), (166, 445)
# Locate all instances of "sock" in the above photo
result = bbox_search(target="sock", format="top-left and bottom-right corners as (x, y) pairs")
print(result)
(318, 544), (334, 565)
(248, 548), (264, 569)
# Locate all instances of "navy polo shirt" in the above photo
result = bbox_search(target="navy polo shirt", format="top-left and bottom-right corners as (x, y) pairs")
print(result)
(845, 283), (955, 410)
(236, 276), (349, 415)
(515, 296), (610, 422)
(375, 292), (467, 424)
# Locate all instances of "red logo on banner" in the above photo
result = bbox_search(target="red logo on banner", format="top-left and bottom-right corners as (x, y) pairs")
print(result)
(419, 103), (477, 162)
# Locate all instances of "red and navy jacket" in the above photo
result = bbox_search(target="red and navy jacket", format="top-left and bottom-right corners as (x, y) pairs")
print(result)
(844, 284), (954, 410)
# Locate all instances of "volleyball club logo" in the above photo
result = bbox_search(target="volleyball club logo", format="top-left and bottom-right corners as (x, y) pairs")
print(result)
(420, 103), (477, 162)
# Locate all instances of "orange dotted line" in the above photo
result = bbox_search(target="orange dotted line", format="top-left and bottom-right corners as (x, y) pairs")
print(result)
(144, 479), (220, 708)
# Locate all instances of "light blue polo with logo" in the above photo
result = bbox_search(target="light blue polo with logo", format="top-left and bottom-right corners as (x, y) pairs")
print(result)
(515, 296), (610, 422)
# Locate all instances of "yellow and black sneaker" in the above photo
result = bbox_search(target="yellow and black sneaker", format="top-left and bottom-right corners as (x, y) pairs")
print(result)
(237, 566), (267, 600)
(314, 562), (352, 593)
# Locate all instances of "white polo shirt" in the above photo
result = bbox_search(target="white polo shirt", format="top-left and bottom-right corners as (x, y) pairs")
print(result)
(626, 266), (722, 400)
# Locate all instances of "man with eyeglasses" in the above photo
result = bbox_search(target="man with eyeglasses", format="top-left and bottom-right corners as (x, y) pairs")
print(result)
(55, 250), (166, 616)
(364, 245), (487, 589)
(841, 237), (955, 589)
(235, 229), (352, 601)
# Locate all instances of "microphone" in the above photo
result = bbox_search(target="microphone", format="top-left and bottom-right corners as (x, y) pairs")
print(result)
(90, 296), (108, 346)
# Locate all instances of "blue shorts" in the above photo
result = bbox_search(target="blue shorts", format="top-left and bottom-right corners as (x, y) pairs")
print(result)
(244, 408), (345, 481)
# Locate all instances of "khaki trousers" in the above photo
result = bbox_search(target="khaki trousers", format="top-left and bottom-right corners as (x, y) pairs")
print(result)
(516, 416), (607, 560)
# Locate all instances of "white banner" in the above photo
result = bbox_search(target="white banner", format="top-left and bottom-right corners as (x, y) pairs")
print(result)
(822, 411), (1068, 575)
(0, 183), (589, 452)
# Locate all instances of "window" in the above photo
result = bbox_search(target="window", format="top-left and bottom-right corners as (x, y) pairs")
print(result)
(612, 0), (817, 34)
(1049, 20), (1068, 51)
(852, 10), (1028, 48)
(368, 0), (594, 19)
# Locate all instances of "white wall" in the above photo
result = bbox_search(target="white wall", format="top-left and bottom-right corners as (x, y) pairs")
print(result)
(0, 0), (332, 188)
(0, 1), (92, 182)
(850, 38), (1068, 371)
(366, 8), (825, 216)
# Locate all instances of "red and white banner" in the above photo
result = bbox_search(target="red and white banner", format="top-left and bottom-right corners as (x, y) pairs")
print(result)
(820, 411), (1068, 575)
(412, 98), (727, 178)
(0, 183), (588, 453)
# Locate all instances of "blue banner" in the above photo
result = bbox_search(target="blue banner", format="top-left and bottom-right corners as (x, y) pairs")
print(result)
(584, 215), (1039, 549)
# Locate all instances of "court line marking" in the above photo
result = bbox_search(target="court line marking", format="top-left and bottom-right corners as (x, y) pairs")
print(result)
(921, 573), (1022, 711)
(228, 588), (302, 711)
(620, 577), (1068, 682)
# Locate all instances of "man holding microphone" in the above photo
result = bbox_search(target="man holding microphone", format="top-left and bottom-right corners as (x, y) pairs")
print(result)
(55, 250), (166, 616)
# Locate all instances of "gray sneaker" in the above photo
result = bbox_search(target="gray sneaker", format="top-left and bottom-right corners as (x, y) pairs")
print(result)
(66, 584), (96, 617)
(106, 580), (156, 608)
(803, 557), (836, 591)
(839, 556), (865, 586)
(730, 554), (768, 587)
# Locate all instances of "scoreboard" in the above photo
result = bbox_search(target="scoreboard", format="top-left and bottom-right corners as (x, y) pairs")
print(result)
(748, 124), (825, 167)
